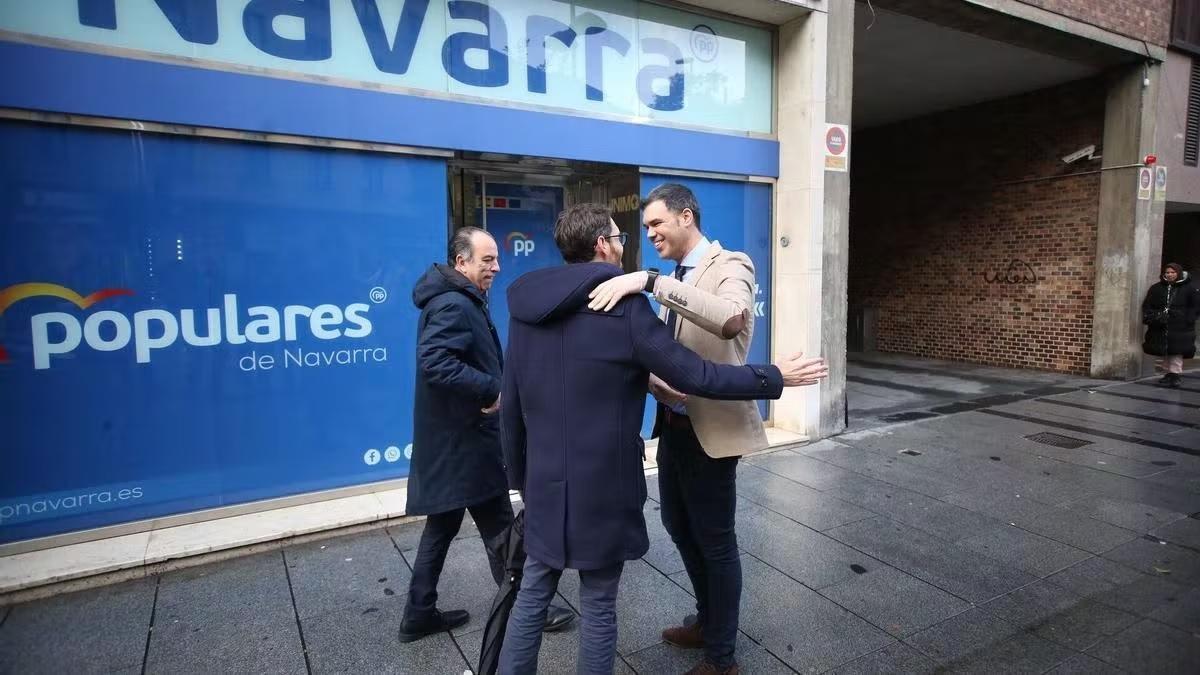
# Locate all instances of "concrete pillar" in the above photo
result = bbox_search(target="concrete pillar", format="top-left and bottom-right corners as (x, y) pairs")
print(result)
(1090, 63), (1164, 379)
(819, 0), (853, 436)
(772, 1), (852, 439)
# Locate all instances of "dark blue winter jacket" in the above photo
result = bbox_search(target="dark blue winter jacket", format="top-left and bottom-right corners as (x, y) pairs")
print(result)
(407, 264), (508, 515)
(501, 262), (783, 570)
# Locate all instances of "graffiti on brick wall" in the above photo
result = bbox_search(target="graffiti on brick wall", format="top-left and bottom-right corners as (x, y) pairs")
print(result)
(983, 259), (1039, 285)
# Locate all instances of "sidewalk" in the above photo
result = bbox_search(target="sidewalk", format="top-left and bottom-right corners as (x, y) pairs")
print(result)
(2, 374), (1199, 674)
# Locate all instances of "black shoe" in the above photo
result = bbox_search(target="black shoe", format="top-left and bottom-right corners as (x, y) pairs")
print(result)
(544, 604), (576, 632)
(1158, 374), (1173, 386)
(1168, 373), (1183, 388)
(398, 608), (470, 643)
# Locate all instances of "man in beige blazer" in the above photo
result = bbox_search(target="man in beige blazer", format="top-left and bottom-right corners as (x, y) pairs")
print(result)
(589, 184), (826, 675)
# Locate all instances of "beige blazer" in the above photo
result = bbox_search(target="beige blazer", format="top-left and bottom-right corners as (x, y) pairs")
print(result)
(653, 241), (769, 458)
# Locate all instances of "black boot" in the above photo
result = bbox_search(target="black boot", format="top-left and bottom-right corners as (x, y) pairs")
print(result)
(544, 604), (576, 632)
(1167, 373), (1183, 388)
(398, 608), (470, 643)
(1159, 374), (1173, 386)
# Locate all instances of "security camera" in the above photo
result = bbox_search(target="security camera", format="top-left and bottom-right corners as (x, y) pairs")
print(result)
(1062, 145), (1098, 164)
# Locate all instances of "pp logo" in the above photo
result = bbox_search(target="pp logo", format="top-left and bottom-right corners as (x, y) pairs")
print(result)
(369, 287), (388, 304)
(690, 25), (718, 63)
(507, 232), (536, 257)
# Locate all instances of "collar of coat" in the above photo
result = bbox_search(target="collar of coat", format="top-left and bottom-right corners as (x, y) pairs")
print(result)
(686, 240), (724, 287)
(436, 264), (488, 306)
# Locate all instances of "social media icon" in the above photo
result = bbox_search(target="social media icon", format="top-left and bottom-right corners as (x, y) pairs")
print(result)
(384, 446), (401, 463)
(363, 448), (381, 466)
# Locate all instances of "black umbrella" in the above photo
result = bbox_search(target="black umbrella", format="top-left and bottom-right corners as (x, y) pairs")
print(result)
(477, 509), (527, 675)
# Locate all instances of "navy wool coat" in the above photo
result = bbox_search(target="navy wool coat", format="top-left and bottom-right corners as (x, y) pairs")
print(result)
(407, 264), (508, 515)
(501, 262), (783, 570)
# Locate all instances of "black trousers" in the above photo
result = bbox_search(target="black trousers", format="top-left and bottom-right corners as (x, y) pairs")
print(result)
(658, 419), (741, 668)
(404, 493), (513, 621)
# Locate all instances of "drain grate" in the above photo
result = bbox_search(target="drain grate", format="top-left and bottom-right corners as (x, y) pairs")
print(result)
(1026, 432), (1093, 449)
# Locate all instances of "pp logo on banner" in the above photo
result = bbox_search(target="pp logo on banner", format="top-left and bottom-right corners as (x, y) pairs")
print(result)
(507, 232), (536, 257)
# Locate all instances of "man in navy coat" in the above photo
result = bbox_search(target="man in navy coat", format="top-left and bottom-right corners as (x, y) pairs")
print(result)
(401, 227), (572, 643)
(498, 205), (827, 673)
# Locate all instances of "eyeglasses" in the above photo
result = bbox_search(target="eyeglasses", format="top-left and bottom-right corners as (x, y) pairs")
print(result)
(603, 232), (629, 245)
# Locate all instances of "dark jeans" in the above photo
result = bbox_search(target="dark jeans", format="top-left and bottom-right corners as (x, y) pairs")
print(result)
(658, 421), (741, 668)
(404, 494), (514, 621)
(499, 556), (623, 675)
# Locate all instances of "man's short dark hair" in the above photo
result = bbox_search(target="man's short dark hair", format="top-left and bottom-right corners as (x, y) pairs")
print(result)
(554, 203), (613, 264)
(643, 183), (701, 232)
(448, 226), (488, 265)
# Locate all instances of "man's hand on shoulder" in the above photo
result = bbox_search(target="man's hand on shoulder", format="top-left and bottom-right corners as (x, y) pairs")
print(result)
(588, 271), (650, 312)
(774, 352), (828, 386)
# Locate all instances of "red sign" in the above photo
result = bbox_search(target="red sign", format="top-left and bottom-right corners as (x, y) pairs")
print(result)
(826, 127), (847, 156)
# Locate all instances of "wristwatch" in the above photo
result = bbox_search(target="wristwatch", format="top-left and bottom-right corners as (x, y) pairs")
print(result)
(644, 268), (660, 293)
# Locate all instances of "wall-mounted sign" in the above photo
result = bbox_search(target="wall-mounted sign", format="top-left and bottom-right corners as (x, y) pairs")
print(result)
(1138, 167), (1153, 201)
(0, 0), (774, 133)
(1154, 166), (1168, 202)
(824, 123), (849, 172)
(0, 120), (445, 544)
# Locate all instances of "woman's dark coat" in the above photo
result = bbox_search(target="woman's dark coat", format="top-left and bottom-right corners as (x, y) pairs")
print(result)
(407, 264), (508, 515)
(1142, 271), (1198, 358)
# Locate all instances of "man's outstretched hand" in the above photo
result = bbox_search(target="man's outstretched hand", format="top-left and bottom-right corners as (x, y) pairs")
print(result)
(774, 353), (828, 386)
(588, 271), (649, 312)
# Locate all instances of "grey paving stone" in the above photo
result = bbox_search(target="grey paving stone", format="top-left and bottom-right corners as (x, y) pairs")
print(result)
(641, 536), (686, 576)
(826, 642), (938, 675)
(1087, 619), (1200, 675)
(1091, 569), (1193, 618)
(286, 529), (409, 620)
(155, 551), (293, 631)
(738, 555), (894, 673)
(940, 631), (1077, 675)
(735, 502), (881, 590)
(818, 565), (971, 638)
(145, 614), (305, 675)
(623, 632), (790, 674)
(402, 533), (503, 636)
(737, 464), (876, 531)
(0, 578), (155, 675)
(981, 580), (1084, 630)
(1043, 653), (1124, 675)
(1062, 494), (1188, 533)
(456, 624), (633, 675)
(1152, 517), (1200, 550)
(943, 488), (1138, 554)
(645, 472), (661, 503)
(826, 474), (1007, 543)
(1101, 536), (1200, 586)
(303, 597), (469, 675)
(746, 450), (861, 490)
(902, 607), (1021, 664)
(1149, 587), (1200, 633)
(956, 525), (1092, 577)
(1045, 556), (1152, 599)
(826, 517), (1036, 604)
(558, 559), (696, 658)
(1030, 598), (1140, 652)
(805, 444), (968, 498)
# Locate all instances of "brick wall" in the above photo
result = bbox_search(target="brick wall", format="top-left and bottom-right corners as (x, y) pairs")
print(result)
(1017, 0), (1174, 45)
(849, 78), (1107, 374)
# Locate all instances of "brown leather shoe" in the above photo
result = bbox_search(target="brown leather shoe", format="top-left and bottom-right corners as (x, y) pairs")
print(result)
(683, 659), (739, 675)
(662, 621), (705, 649)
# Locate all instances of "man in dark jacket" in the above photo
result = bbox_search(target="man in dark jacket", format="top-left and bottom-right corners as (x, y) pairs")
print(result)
(1141, 262), (1199, 388)
(497, 205), (827, 674)
(401, 227), (572, 642)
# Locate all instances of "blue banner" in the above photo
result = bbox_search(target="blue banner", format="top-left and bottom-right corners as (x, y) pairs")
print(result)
(0, 121), (446, 544)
